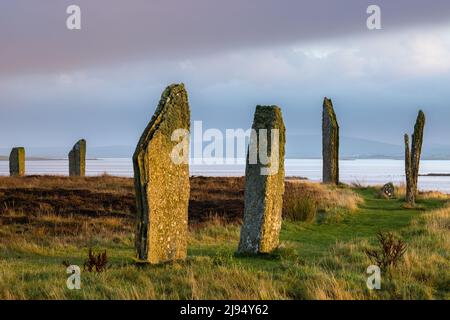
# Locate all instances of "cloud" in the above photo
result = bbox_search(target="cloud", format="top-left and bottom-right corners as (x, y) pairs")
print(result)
(409, 34), (450, 74)
(2, 23), (450, 149)
(2, 2), (450, 150)
(2, 0), (450, 75)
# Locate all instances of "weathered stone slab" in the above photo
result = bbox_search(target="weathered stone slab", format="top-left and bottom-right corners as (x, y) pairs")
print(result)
(238, 105), (286, 254)
(69, 139), (86, 177)
(133, 84), (190, 264)
(405, 110), (425, 206)
(404, 134), (414, 205)
(411, 111), (425, 193)
(9, 147), (25, 177)
(381, 182), (395, 199)
(322, 97), (339, 184)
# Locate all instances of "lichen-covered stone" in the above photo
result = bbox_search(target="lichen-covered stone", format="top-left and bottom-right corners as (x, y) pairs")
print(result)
(411, 111), (425, 193)
(9, 147), (25, 177)
(404, 135), (415, 205)
(381, 182), (395, 199)
(133, 84), (190, 264)
(322, 98), (339, 185)
(238, 105), (286, 254)
(69, 139), (86, 177)
(405, 111), (426, 206)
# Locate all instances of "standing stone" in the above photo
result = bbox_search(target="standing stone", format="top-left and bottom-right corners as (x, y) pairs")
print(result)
(9, 147), (25, 177)
(238, 105), (286, 254)
(405, 110), (426, 206)
(404, 135), (415, 206)
(411, 111), (425, 194)
(381, 182), (396, 199)
(322, 97), (339, 185)
(69, 139), (86, 177)
(133, 84), (190, 264)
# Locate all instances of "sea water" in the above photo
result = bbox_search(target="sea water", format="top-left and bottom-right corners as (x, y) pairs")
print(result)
(1, 158), (450, 193)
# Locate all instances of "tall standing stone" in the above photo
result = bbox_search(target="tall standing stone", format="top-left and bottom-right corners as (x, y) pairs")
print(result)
(238, 105), (286, 254)
(405, 110), (425, 206)
(404, 135), (414, 205)
(411, 111), (425, 194)
(133, 84), (190, 264)
(9, 147), (25, 177)
(69, 139), (86, 177)
(322, 97), (339, 185)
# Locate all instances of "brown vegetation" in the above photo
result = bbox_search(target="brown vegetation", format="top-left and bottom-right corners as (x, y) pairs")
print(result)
(0, 176), (363, 227)
(83, 248), (109, 273)
(364, 232), (408, 271)
(0, 176), (366, 252)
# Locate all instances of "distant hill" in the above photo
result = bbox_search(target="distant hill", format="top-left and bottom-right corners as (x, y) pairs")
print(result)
(285, 135), (450, 160)
(0, 145), (134, 160)
(0, 155), (52, 161)
(1, 138), (450, 160)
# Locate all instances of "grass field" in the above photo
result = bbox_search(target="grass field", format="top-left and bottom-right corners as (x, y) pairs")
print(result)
(0, 176), (448, 300)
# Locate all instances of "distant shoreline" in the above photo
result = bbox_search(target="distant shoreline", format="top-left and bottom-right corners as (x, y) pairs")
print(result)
(420, 173), (450, 177)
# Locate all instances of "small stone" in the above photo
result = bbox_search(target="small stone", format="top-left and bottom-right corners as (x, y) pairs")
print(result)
(381, 182), (395, 199)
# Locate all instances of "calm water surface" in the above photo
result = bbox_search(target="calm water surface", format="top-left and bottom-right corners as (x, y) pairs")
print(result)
(1, 158), (450, 193)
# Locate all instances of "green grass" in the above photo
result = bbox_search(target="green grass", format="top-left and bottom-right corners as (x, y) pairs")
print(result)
(0, 187), (448, 300)
(282, 188), (443, 259)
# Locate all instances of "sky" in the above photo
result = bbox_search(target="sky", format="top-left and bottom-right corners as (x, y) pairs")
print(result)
(1, 0), (450, 156)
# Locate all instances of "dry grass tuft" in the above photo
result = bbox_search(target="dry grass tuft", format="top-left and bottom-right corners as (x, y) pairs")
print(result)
(423, 204), (450, 239)
(284, 181), (364, 222)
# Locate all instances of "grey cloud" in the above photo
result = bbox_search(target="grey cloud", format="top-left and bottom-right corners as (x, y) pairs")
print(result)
(2, 0), (450, 74)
